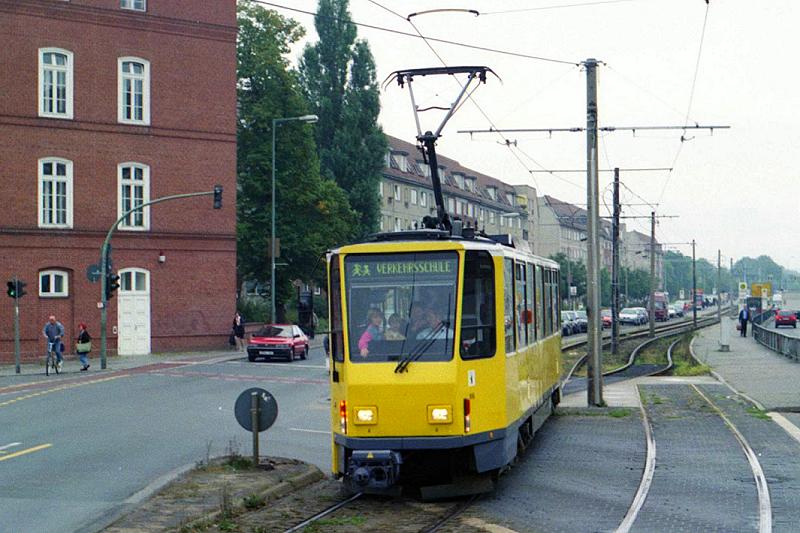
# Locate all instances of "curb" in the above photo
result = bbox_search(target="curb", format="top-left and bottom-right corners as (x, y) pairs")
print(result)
(182, 463), (325, 530)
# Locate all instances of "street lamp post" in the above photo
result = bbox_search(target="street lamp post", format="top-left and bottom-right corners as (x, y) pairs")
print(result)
(271, 115), (318, 323)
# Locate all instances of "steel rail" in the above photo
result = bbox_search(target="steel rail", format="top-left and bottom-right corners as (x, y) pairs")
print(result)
(420, 494), (480, 533)
(282, 492), (363, 533)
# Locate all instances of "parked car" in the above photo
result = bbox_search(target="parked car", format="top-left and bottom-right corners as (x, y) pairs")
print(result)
(619, 308), (641, 325)
(573, 310), (588, 333)
(668, 305), (677, 319)
(600, 309), (613, 329)
(775, 310), (797, 328)
(673, 305), (684, 318)
(633, 307), (649, 324)
(561, 311), (576, 336)
(247, 324), (309, 362)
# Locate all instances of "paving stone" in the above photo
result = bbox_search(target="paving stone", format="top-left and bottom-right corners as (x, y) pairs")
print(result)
(467, 412), (644, 532)
(635, 384), (759, 532)
(698, 384), (800, 533)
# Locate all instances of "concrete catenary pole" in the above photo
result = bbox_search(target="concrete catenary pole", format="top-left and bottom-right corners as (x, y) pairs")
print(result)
(692, 239), (697, 329)
(585, 58), (603, 406)
(611, 168), (620, 355)
(649, 211), (656, 337)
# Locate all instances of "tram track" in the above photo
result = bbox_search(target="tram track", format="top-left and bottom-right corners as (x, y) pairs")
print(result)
(561, 313), (721, 388)
(282, 492), (481, 533)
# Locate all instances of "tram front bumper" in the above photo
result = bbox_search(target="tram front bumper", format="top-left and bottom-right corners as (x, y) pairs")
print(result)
(347, 450), (402, 490)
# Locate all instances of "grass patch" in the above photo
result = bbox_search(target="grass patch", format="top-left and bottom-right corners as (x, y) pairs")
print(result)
(746, 407), (771, 420)
(669, 333), (710, 376)
(608, 408), (631, 418)
(242, 494), (266, 510)
(314, 516), (367, 528)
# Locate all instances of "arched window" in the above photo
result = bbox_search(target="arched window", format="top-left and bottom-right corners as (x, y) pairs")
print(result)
(118, 162), (150, 230)
(118, 57), (150, 124)
(39, 270), (69, 298)
(38, 157), (73, 228)
(39, 48), (74, 119)
(120, 268), (149, 293)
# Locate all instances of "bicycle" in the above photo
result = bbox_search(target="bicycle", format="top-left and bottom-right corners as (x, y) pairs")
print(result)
(45, 341), (61, 376)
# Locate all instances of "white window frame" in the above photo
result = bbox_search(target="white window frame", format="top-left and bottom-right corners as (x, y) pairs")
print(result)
(393, 184), (400, 201)
(120, 0), (146, 11)
(38, 48), (74, 119)
(118, 57), (151, 125)
(420, 191), (427, 207)
(118, 162), (151, 231)
(410, 189), (418, 205)
(38, 157), (73, 229)
(120, 267), (150, 293)
(39, 270), (69, 298)
(378, 181), (383, 197)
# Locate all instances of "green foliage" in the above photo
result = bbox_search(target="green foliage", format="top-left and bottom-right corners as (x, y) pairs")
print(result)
(242, 494), (266, 510)
(237, 298), (269, 324)
(237, 1), (357, 312)
(300, 0), (387, 239)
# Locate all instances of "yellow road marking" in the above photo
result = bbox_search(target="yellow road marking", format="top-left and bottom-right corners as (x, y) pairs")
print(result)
(0, 375), (128, 409)
(0, 443), (52, 462)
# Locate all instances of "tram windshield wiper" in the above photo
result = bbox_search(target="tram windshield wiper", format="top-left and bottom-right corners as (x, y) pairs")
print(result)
(394, 322), (444, 373)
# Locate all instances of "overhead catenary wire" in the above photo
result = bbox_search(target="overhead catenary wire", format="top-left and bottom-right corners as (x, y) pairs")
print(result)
(656, 1), (712, 205)
(482, 0), (636, 15)
(254, 1), (579, 66)
(365, 0), (552, 192)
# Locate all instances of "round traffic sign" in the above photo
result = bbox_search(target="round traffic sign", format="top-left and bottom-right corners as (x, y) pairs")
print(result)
(86, 263), (102, 283)
(234, 388), (278, 433)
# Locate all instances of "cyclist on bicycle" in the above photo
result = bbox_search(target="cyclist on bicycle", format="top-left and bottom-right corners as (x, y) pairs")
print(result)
(42, 315), (65, 372)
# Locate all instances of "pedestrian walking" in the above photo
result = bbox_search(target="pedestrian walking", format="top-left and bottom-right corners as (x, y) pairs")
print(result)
(232, 311), (246, 351)
(738, 306), (749, 337)
(42, 315), (65, 371)
(76, 323), (92, 371)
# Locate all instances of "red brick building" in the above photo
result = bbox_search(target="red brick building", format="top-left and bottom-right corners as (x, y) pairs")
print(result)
(0, 0), (237, 360)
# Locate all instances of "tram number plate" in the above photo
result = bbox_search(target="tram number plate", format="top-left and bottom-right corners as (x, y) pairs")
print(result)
(260, 350), (274, 355)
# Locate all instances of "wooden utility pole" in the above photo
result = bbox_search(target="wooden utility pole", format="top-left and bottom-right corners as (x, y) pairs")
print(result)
(692, 239), (698, 329)
(611, 168), (620, 355)
(649, 211), (657, 337)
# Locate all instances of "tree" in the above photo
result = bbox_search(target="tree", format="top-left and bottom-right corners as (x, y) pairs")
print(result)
(300, 0), (387, 239)
(551, 253), (586, 308)
(237, 1), (356, 317)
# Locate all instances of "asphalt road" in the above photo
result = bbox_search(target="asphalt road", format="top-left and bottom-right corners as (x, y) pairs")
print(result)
(0, 346), (331, 533)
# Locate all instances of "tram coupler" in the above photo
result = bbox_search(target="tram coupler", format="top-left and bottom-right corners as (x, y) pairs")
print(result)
(347, 450), (402, 491)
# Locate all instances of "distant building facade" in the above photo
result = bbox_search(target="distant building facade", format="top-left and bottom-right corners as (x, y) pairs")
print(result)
(380, 136), (531, 248)
(0, 0), (238, 360)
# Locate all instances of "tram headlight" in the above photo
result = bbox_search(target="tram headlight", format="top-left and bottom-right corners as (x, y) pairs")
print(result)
(354, 406), (377, 425)
(427, 405), (453, 424)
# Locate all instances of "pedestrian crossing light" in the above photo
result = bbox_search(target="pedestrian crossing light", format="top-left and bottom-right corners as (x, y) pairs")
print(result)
(106, 273), (121, 300)
(213, 185), (223, 209)
(6, 280), (26, 299)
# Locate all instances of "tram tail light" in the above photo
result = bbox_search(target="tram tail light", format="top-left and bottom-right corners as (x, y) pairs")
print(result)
(464, 398), (471, 433)
(339, 400), (348, 434)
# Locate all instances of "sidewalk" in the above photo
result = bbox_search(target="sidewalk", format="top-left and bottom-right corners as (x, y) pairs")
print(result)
(0, 348), (245, 379)
(693, 318), (800, 411)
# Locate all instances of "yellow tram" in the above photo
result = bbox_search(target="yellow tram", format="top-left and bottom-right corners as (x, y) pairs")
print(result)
(326, 234), (562, 495)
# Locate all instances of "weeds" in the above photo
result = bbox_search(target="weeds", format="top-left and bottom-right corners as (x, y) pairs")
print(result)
(746, 407), (771, 420)
(242, 494), (266, 510)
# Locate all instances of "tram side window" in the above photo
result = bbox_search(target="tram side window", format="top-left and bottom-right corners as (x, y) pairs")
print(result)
(544, 269), (553, 335)
(504, 258), (515, 353)
(460, 251), (496, 360)
(536, 265), (544, 339)
(527, 263), (535, 342)
(554, 270), (561, 327)
(329, 254), (344, 362)
(515, 262), (527, 347)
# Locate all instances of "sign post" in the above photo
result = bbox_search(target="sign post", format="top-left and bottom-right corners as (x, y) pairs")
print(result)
(235, 388), (278, 467)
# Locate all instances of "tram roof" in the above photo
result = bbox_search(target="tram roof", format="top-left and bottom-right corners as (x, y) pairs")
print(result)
(330, 230), (559, 268)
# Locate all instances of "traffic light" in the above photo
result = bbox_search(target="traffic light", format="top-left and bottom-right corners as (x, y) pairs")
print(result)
(213, 185), (223, 209)
(106, 273), (121, 300)
(6, 280), (26, 299)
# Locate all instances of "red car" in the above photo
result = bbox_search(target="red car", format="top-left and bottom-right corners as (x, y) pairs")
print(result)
(248, 324), (309, 362)
(601, 309), (612, 329)
(775, 310), (797, 329)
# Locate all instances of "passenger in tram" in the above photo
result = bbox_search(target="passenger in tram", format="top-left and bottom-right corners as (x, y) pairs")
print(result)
(415, 307), (454, 340)
(406, 303), (429, 339)
(384, 313), (406, 340)
(358, 308), (384, 357)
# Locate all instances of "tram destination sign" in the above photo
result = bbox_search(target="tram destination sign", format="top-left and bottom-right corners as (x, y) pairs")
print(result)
(348, 258), (457, 280)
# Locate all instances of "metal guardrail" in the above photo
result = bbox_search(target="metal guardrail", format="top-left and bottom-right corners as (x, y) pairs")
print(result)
(752, 310), (800, 362)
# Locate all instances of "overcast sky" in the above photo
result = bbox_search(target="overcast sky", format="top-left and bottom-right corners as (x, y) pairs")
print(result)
(276, 0), (799, 270)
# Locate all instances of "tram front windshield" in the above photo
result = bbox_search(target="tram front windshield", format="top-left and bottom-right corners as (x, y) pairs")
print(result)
(344, 251), (458, 363)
